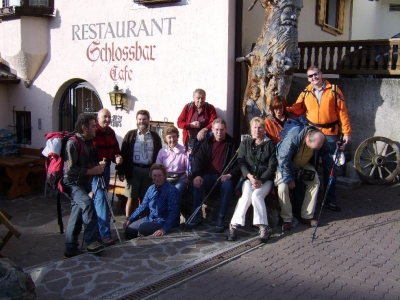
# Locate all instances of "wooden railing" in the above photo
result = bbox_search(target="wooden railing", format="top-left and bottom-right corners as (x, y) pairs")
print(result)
(298, 39), (400, 76)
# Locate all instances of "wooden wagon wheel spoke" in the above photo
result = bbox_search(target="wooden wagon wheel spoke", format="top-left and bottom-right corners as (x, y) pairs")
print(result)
(373, 141), (379, 154)
(369, 165), (377, 176)
(377, 166), (383, 179)
(360, 156), (372, 161)
(379, 143), (389, 156)
(354, 136), (400, 184)
(383, 150), (397, 157)
(384, 159), (398, 164)
(383, 166), (393, 175)
(361, 162), (373, 170)
(365, 147), (374, 157)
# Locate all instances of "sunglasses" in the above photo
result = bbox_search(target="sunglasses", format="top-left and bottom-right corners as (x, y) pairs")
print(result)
(307, 72), (320, 78)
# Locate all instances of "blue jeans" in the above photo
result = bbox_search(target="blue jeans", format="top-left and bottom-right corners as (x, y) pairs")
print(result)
(174, 181), (188, 200)
(92, 165), (111, 239)
(63, 180), (98, 251)
(192, 174), (234, 220)
(317, 135), (337, 205)
(125, 217), (163, 239)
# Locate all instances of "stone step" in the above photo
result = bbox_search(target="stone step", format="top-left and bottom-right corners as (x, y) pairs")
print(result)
(336, 176), (362, 190)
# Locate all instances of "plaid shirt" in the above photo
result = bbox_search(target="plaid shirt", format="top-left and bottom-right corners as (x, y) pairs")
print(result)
(63, 133), (97, 186)
(92, 124), (121, 164)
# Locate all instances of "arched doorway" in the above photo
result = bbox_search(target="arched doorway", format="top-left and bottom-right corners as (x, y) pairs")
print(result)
(59, 81), (103, 131)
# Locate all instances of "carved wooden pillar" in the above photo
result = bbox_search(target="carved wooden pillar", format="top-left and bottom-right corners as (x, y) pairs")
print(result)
(238, 0), (303, 127)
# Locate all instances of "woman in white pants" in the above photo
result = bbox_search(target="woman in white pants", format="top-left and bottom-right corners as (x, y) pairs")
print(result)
(228, 117), (277, 242)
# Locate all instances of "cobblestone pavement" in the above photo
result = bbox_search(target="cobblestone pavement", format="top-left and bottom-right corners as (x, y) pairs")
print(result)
(155, 183), (400, 300)
(0, 183), (399, 299)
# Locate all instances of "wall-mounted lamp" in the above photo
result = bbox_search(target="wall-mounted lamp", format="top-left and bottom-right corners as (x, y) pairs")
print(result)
(108, 84), (127, 111)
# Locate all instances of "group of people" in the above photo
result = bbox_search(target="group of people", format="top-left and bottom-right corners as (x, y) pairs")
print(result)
(62, 66), (351, 258)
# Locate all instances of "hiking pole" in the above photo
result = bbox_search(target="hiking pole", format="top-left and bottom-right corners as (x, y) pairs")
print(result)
(185, 149), (239, 226)
(110, 168), (118, 209)
(311, 134), (344, 243)
(98, 175), (122, 243)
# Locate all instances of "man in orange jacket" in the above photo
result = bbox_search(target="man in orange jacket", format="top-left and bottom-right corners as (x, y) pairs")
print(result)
(287, 66), (352, 212)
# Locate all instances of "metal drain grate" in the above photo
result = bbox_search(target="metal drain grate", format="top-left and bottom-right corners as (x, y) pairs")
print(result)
(118, 237), (263, 300)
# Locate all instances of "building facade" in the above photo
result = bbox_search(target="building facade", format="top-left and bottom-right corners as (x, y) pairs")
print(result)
(0, 0), (399, 151)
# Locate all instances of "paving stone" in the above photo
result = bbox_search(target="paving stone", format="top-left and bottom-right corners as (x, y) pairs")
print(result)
(2, 182), (400, 299)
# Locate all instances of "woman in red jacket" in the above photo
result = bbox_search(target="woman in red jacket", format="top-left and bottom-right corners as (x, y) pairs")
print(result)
(264, 95), (290, 144)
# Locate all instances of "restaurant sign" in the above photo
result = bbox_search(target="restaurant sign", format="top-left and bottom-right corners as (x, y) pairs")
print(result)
(71, 18), (176, 82)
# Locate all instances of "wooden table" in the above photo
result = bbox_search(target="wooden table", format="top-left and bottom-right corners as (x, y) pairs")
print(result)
(0, 156), (38, 200)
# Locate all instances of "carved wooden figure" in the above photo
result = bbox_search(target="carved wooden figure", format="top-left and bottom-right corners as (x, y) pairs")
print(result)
(238, 0), (303, 124)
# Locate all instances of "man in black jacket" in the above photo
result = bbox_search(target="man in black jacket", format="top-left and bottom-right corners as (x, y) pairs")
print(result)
(119, 110), (162, 218)
(187, 118), (240, 233)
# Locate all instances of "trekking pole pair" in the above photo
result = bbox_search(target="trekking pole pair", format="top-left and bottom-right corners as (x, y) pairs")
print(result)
(311, 135), (344, 243)
(185, 150), (239, 226)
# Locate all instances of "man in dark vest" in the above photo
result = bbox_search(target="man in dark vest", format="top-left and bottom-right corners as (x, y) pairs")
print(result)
(119, 110), (162, 218)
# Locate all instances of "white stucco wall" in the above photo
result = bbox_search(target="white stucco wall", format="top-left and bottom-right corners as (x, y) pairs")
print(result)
(0, 0), (236, 148)
(241, 0), (351, 50)
(351, 0), (400, 40)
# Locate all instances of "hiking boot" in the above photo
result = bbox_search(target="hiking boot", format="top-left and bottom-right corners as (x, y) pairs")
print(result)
(185, 215), (203, 229)
(324, 203), (341, 212)
(87, 241), (105, 254)
(227, 224), (237, 241)
(258, 225), (270, 243)
(282, 222), (292, 232)
(101, 237), (116, 247)
(215, 216), (225, 233)
(64, 248), (85, 259)
(300, 218), (318, 227)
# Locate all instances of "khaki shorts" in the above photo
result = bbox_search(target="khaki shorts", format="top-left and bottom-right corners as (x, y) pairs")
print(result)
(124, 166), (152, 199)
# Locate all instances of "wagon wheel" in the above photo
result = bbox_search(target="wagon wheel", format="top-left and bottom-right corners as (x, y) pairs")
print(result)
(354, 136), (400, 184)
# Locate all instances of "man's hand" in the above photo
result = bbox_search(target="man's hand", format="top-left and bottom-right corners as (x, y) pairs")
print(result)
(153, 229), (166, 237)
(340, 135), (351, 150)
(193, 176), (203, 188)
(197, 128), (208, 141)
(190, 121), (200, 128)
(118, 174), (125, 182)
(288, 181), (295, 190)
(218, 174), (232, 182)
(123, 220), (131, 231)
(87, 165), (105, 175)
(115, 155), (123, 165)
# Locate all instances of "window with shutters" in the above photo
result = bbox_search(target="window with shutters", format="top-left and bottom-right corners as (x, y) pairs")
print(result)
(316, 0), (345, 36)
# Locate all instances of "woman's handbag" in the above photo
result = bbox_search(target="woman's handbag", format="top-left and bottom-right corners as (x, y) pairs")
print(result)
(166, 172), (185, 184)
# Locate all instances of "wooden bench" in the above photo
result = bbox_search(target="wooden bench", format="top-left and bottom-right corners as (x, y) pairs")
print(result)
(108, 173), (127, 209)
(18, 148), (46, 189)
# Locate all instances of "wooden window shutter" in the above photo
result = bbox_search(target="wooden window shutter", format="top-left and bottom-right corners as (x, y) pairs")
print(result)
(317, 0), (327, 26)
(336, 0), (345, 34)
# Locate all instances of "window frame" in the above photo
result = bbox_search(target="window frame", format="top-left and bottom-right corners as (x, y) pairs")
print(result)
(316, 0), (345, 36)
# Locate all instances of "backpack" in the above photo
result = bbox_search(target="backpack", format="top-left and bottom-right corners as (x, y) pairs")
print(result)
(42, 131), (83, 233)
(42, 131), (84, 191)
(279, 116), (309, 141)
(186, 101), (210, 113)
(300, 84), (341, 109)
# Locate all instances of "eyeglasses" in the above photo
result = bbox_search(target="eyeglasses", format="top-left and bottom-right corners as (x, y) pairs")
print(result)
(307, 72), (320, 78)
